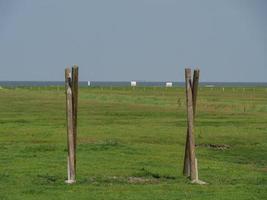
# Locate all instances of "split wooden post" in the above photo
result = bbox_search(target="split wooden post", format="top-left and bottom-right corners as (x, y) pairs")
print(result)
(65, 65), (79, 184)
(183, 68), (199, 181)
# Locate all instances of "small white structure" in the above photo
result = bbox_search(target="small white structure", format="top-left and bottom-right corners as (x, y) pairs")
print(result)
(131, 81), (137, 87)
(87, 81), (91, 86)
(166, 82), (173, 87)
(205, 85), (214, 88)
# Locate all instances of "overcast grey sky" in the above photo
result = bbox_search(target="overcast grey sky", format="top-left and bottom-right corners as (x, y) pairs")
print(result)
(0, 0), (266, 82)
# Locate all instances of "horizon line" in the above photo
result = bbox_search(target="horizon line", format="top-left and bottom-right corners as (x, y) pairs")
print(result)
(1, 80), (267, 83)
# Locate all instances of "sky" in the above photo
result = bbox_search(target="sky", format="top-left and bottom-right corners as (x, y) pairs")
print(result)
(0, 0), (266, 82)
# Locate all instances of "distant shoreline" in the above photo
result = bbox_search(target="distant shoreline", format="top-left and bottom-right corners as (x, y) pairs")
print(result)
(1, 81), (267, 87)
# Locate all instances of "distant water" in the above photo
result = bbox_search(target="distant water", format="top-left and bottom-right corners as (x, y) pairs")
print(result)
(0, 81), (267, 87)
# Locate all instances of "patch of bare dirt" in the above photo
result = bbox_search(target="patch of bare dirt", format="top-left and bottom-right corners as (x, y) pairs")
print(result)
(77, 136), (97, 144)
(127, 177), (160, 184)
(80, 176), (161, 185)
(258, 167), (267, 172)
(196, 143), (230, 150)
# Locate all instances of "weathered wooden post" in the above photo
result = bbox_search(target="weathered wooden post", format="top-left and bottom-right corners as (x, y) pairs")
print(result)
(184, 68), (197, 181)
(183, 68), (205, 184)
(72, 65), (79, 173)
(65, 65), (79, 184)
(183, 69), (199, 177)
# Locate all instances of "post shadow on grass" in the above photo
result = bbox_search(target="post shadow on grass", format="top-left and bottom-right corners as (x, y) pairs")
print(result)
(65, 65), (78, 184)
(183, 68), (207, 184)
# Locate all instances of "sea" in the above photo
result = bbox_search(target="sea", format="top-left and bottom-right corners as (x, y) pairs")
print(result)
(0, 81), (267, 87)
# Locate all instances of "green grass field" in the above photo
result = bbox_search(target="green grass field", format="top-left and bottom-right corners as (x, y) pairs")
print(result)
(0, 86), (266, 199)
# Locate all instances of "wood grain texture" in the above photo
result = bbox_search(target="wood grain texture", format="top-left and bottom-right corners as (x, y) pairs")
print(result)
(65, 67), (76, 183)
(72, 65), (78, 174)
(192, 69), (200, 118)
(184, 68), (197, 181)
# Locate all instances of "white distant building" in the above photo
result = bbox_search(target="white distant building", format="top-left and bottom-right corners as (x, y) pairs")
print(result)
(87, 81), (91, 86)
(166, 82), (173, 87)
(131, 81), (137, 87)
(205, 85), (214, 88)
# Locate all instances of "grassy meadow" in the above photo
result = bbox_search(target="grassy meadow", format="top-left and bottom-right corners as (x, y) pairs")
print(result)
(0, 86), (266, 199)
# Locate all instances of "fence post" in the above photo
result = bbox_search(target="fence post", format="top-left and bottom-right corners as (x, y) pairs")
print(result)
(65, 66), (78, 184)
(192, 69), (200, 117)
(183, 129), (190, 177)
(72, 65), (79, 174)
(183, 68), (206, 184)
(183, 69), (200, 177)
(184, 68), (197, 181)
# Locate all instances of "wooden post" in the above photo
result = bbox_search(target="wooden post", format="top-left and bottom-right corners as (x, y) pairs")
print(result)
(184, 68), (197, 181)
(183, 69), (199, 177)
(71, 65), (79, 174)
(192, 70), (200, 182)
(65, 66), (78, 184)
(183, 129), (190, 177)
(192, 69), (200, 118)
